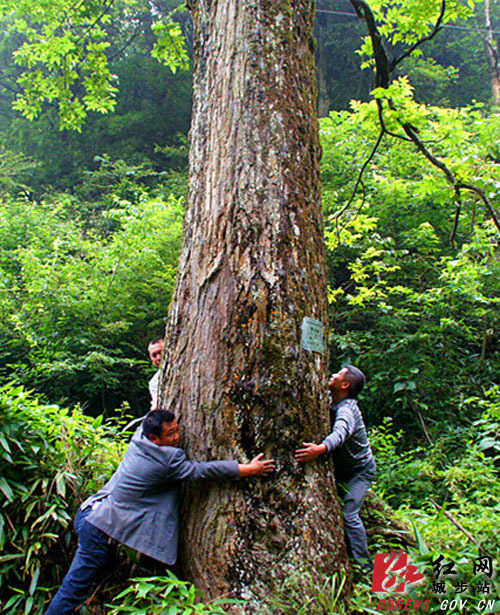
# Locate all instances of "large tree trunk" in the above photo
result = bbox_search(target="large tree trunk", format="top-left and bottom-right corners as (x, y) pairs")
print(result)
(160, 0), (349, 607)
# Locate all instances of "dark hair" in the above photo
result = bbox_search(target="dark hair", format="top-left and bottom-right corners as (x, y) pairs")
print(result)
(148, 337), (164, 348)
(344, 365), (366, 399)
(142, 409), (175, 439)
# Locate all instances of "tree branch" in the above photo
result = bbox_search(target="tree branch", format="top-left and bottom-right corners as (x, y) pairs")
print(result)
(417, 411), (433, 446)
(74, 0), (117, 45)
(390, 0), (446, 71)
(333, 124), (385, 220)
(349, 0), (500, 235)
(402, 121), (500, 234)
(350, 0), (390, 87)
(450, 191), (461, 246)
(401, 122), (455, 184)
(456, 182), (500, 235)
(108, 25), (144, 61)
(430, 498), (489, 556)
(376, 99), (412, 142)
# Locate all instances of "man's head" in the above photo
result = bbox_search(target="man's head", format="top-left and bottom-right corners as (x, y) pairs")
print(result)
(329, 365), (366, 400)
(148, 338), (164, 368)
(142, 409), (179, 447)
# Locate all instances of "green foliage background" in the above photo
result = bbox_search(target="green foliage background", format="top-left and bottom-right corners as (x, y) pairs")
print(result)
(0, 165), (184, 414)
(321, 102), (500, 434)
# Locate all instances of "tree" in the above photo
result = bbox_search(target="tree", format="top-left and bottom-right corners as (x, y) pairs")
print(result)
(314, 2), (373, 116)
(158, 0), (349, 604)
(0, 0), (192, 191)
(481, 0), (500, 104)
(320, 107), (500, 431)
(0, 0), (188, 130)
(342, 0), (500, 238)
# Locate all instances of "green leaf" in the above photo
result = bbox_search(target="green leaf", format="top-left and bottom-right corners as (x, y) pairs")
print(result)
(55, 473), (66, 498)
(0, 432), (11, 453)
(412, 522), (429, 555)
(28, 567), (40, 595)
(24, 596), (34, 615)
(0, 477), (15, 502)
(0, 553), (24, 563)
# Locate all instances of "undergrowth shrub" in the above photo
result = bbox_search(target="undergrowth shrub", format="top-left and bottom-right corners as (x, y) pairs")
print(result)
(365, 390), (500, 614)
(106, 571), (241, 614)
(0, 384), (126, 614)
(0, 386), (227, 615)
(370, 388), (500, 513)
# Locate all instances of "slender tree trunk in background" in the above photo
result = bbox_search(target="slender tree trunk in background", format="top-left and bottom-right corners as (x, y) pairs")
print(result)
(316, 13), (332, 117)
(160, 0), (348, 607)
(483, 0), (500, 105)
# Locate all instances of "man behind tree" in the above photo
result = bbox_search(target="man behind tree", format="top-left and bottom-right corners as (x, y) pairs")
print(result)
(295, 365), (376, 570)
(46, 410), (275, 614)
(148, 337), (164, 408)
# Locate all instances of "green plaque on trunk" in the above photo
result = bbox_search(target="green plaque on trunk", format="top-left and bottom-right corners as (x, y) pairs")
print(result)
(301, 317), (324, 353)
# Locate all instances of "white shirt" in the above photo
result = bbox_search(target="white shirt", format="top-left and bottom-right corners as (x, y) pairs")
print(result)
(148, 370), (160, 408)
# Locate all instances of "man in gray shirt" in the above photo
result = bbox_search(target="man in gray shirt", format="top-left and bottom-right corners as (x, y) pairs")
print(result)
(295, 365), (376, 570)
(46, 409), (275, 614)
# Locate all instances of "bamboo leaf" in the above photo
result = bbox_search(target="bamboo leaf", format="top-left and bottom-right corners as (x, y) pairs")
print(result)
(0, 477), (14, 502)
(0, 432), (12, 453)
(28, 566), (40, 595)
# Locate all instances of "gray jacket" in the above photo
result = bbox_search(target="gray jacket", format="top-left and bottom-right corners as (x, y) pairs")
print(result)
(322, 398), (375, 477)
(81, 435), (239, 564)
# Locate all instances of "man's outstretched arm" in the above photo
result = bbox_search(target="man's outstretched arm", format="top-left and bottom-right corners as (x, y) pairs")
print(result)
(295, 404), (357, 463)
(164, 448), (274, 482)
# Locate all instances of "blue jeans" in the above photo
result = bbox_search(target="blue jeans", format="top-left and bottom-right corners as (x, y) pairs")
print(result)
(337, 459), (376, 569)
(46, 507), (111, 615)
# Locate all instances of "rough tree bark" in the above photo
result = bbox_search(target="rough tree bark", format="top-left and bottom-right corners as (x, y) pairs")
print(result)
(159, 0), (349, 608)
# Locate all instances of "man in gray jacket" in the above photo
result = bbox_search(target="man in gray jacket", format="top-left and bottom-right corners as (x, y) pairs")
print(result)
(46, 409), (275, 614)
(295, 365), (376, 570)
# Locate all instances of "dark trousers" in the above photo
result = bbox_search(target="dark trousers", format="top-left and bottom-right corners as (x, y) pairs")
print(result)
(337, 458), (376, 569)
(46, 507), (111, 615)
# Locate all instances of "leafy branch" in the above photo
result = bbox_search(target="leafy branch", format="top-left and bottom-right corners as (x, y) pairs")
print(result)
(2, 0), (188, 130)
(333, 125), (383, 223)
(346, 0), (500, 239)
(401, 121), (500, 235)
(389, 0), (446, 71)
